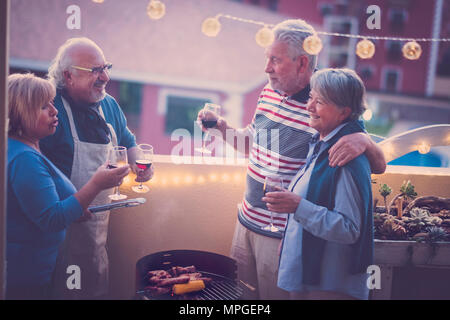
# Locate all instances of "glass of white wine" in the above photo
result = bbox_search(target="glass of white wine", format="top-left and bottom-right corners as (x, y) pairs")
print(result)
(132, 144), (154, 193)
(262, 174), (284, 232)
(107, 146), (128, 200)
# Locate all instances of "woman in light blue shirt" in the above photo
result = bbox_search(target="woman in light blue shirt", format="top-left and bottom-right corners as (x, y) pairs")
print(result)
(6, 73), (130, 299)
(263, 68), (376, 300)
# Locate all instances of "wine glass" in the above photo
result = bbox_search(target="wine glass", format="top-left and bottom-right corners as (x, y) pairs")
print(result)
(131, 144), (154, 193)
(194, 103), (221, 154)
(108, 146), (128, 201)
(262, 174), (284, 232)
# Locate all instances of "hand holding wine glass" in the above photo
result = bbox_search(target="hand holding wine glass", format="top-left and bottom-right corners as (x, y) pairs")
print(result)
(195, 103), (221, 154)
(262, 174), (284, 232)
(132, 144), (154, 193)
(108, 146), (128, 200)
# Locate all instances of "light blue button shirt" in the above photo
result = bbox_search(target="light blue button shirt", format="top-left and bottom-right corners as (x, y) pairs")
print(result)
(277, 123), (369, 300)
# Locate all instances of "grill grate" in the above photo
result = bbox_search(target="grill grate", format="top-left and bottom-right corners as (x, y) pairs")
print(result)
(197, 280), (243, 300)
(136, 250), (242, 300)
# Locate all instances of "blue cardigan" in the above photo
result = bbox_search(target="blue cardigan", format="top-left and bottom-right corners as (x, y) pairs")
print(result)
(7, 138), (83, 288)
(302, 121), (374, 285)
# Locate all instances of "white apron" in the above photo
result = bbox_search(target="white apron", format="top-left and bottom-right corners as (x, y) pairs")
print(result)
(54, 97), (118, 299)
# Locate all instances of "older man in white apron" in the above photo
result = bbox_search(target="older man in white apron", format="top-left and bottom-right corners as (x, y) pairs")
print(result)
(41, 38), (152, 299)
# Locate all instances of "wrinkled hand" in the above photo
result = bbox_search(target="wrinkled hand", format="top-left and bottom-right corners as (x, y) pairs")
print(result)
(196, 109), (226, 135)
(134, 163), (154, 183)
(262, 190), (302, 214)
(92, 163), (130, 190)
(328, 132), (368, 167)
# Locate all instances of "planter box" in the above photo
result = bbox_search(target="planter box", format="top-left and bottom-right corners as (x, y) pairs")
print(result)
(371, 239), (450, 299)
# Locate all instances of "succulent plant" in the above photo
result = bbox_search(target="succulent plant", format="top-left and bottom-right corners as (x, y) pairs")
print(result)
(426, 226), (448, 243)
(377, 217), (407, 240)
(400, 180), (418, 201)
(402, 207), (442, 234)
(388, 181), (418, 218)
(379, 184), (392, 211)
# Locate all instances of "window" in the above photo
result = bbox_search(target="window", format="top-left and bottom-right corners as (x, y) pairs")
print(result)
(322, 16), (358, 70)
(359, 65), (375, 81)
(268, 0), (278, 11)
(118, 82), (142, 115)
(389, 9), (407, 32)
(319, 3), (333, 16)
(386, 41), (402, 61)
(164, 95), (212, 135)
(437, 47), (450, 77)
(118, 82), (142, 132)
(382, 69), (402, 93)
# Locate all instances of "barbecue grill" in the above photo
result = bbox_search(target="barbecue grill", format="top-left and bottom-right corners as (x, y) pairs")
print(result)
(135, 250), (243, 300)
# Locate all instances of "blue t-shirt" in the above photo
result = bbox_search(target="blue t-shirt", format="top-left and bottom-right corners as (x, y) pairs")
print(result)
(7, 138), (83, 287)
(40, 93), (137, 178)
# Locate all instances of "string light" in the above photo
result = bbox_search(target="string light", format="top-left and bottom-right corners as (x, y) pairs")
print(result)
(402, 41), (422, 60)
(362, 109), (373, 121)
(203, 14), (450, 59)
(201, 16), (222, 37)
(255, 26), (275, 48)
(221, 173), (230, 182)
(417, 142), (431, 154)
(147, 0), (166, 20)
(121, 172), (248, 188)
(356, 39), (375, 59)
(197, 175), (206, 184)
(303, 34), (323, 55)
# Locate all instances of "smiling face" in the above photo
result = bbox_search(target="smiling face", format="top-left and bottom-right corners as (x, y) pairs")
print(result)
(307, 89), (351, 139)
(264, 41), (309, 96)
(64, 44), (110, 105)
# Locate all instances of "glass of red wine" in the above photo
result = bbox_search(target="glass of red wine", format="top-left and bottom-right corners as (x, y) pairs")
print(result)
(194, 103), (221, 154)
(262, 174), (284, 232)
(107, 146), (128, 200)
(132, 144), (154, 193)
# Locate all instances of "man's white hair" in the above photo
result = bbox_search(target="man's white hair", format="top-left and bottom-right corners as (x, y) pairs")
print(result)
(47, 37), (103, 89)
(272, 19), (317, 72)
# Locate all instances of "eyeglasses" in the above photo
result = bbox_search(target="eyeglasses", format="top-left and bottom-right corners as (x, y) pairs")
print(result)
(71, 63), (113, 75)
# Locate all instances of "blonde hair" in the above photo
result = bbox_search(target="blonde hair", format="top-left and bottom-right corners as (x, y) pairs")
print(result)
(8, 73), (56, 136)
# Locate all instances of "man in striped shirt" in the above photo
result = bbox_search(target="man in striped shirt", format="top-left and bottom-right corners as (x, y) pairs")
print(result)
(198, 19), (386, 299)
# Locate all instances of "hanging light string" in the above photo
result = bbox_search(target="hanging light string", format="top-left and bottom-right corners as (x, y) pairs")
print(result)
(216, 13), (450, 43)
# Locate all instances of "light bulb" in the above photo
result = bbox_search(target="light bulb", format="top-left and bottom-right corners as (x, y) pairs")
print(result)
(197, 175), (206, 184)
(255, 26), (275, 48)
(362, 109), (373, 121)
(92, 0), (105, 3)
(356, 39), (375, 59)
(147, 0), (166, 20)
(201, 17), (221, 37)
(303, 34), (323, 55)
(417, 142), (430, 154)
(402, 41), (422, 60)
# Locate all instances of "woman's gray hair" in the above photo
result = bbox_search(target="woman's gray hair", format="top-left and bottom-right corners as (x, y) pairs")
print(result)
(310, 68), (367, 121)
(47, 37), (102, 89)
(272, 19), (317, 72)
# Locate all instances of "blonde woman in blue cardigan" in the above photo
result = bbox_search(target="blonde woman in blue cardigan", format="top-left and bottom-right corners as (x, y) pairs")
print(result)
(6, 73), (130, 299)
